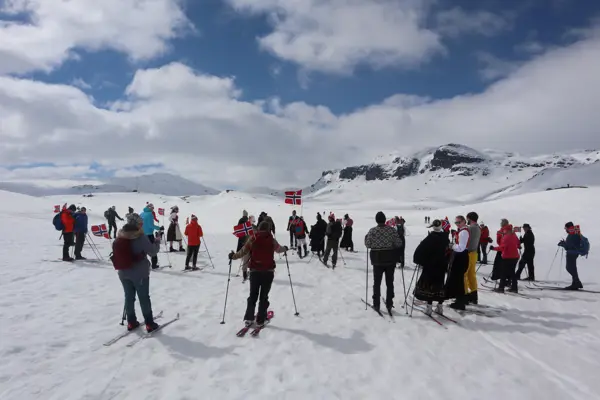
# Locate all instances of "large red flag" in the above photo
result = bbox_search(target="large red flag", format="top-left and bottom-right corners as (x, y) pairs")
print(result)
(285, 190), (302, 205)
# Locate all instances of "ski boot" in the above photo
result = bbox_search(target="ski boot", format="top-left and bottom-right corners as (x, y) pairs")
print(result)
(127, 320), (140, 331)
(184, 265), (192, 271)
(424, 304), (433, 316)
(178, 247), (185, 252)
(169, 247), (176, 252)
(435, 304), (444, 315)
(146, 321), (160, 333)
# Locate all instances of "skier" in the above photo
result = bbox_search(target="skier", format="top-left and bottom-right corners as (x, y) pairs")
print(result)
(445, 215), (470, 310)
(394, 216), (406, 268)
(127, 206), (134, 217)
(184, 215), (204, 270)
(73, 206), (88, 260)
(113, 213), (161, 332)
(558, 222), (583, 290)
(236, 210), (249, 252)
(140, 204), (162, 269)
(229, 222), (288, 328)
(516, 223), (535, 281)
(491, 219), (509, 282)
(478, 222), (491, 264)
(167, 206), (184, 252)
(239, 215), (257, 282)
(364, 211), (403, 312)
(340, 214), (354, 252)
(309, 213), (327, 258)
(293, 216), (310, 258)
(287, 210), (298, 248)
(464, 212), (481, 304)
(258, 212), (275, 235)
(414, 219), (450, 315)
(105, 206), (124, 239)
(491, 224), (521, 293)
(61, 204), (77, 261)
(323, 214), (343, 268)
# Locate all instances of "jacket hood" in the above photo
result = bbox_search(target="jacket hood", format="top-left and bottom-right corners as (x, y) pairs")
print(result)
(143, 206), (151, 213)
(118, 224), (145, 240)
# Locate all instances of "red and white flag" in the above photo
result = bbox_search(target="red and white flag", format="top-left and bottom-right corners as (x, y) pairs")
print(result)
(91, 224), (110, 239)
(233, 221), (254, 238)
(285, 190), (302, 205)
(386, 218), (396, 227)
(54, 205), (61, 213)
(442, 217), (451, 232)
(158, 208), (165, 216)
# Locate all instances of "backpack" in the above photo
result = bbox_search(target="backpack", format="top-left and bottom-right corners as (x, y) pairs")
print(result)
(109, 238), (146, 270)
(52, 212), (64, 231)
(104, 210), (110, 219)
(250, 232), (275, 271)
(295, 221), (305, 236)
(580, 235), (590, 257)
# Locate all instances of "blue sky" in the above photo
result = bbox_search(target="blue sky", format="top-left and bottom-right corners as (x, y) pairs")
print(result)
(1, 0), (600, 189)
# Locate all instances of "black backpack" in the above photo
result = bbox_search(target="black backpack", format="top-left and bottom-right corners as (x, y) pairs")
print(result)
(110, 238), (145, 270)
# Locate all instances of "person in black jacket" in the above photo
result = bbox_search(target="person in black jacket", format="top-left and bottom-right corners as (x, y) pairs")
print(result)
(413, 220), (450, 315)
(310, 213), (327, 257)
(106, 206), (124, 239)
(516, 223), (535, 281)
(395, 216), (406, 268)
(236, 210), (249, 252)
(323, 214), (343, 269)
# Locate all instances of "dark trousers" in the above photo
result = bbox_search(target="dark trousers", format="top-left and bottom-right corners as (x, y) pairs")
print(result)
(63, 232), (74, 259)
(565, 253), (581, 284)
(147, 235), (158, 267)
(186, 245), (200, 267)
(289, 230), (296, 247)
(324, 240), (339, 265)
(74, 232), (86, 258)
(478, 243), (488, 263)
(373, 264), (395, 309)
(108, 221), (117, 238)
(516, 253), (535, 280)
(120, 276), (154, 324)
(398, 244), (405, 267)
(244, 271), (274, 324)
(498, 258), (519, 290)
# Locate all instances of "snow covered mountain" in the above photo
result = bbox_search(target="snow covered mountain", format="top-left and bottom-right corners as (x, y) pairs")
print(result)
(0, 173), (218, 197)
(305, 144), (600, 207)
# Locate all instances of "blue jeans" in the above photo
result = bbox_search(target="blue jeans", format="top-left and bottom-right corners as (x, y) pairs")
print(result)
(120, 276), (154, 323)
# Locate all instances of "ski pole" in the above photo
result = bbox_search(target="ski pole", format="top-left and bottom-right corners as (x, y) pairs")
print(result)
(403, 264), (419, 309)
(338, 243), (347, 266)
(203, 239), (215, 269)
(220, 259), (233, 324)
(400, 262), (407, 309)
(120, 305), (126, 326)
(284, 252), (300, 316)
(365, 250), (369, 311)
(409, 266), (422, 318)
(545, 247), (561, 281)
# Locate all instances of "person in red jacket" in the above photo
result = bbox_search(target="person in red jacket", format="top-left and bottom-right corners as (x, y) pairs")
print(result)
(184, 215), (204, 270)
(229, 222), (288, 328)
(61, 204), (77, 261)
(491, 224), (521, 293)
(478, 222), (491, 264)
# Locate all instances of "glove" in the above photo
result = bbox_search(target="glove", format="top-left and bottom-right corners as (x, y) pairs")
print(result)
(154, 231), (161, 239)
(228, 251), (234, 260)
(558, 240), (565, 247)
(282, 246), (289, 253)
(487, 237), (493, 243)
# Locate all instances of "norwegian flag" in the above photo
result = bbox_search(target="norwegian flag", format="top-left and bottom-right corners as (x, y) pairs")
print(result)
(514, 226), (522, 233)
(54, 205), (61, 213)
(91, 224), (110, 239)
(285, 190), (302, 206)
(385, 218), (396, 227)
(158, 208), (165, 216)
(233, 221), (254, 238)
(441, 217), (451, 232)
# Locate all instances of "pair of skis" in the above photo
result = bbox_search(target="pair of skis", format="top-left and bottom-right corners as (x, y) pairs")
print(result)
(526, 282), (600, 294)
(236, 311), (274, 337)
(103, 311), (180, 347)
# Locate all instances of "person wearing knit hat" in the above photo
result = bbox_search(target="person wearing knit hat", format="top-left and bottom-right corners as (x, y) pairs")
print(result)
(413, 219), (450, 316)
(184, 215), (204, 270)
(323, 213), (343, 268)
(364, 211), (403, 313)
(113, 212), (162, 333)
(229, 221), (288, 328)
(60, 205), (78, 261)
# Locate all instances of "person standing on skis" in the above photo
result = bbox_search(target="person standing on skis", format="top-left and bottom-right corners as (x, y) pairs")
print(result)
(184, 215), (203, 271)
(558, 222), (584, 290)
(323, 214), (342, 268)
(294, 216), (310, 258)
(516, 223), (535, 281)
(237, 210), (250, 252)
(73, 207), (88, 260)
(287, 210), (298, 248)
(464, 212), (481, 304)
(229, 222), (288, 328)
(140, 203), (162, 269)
(61, 204), (77, 261)
(478, 222), (491, 264)
(491, 224), (521, 293)
(105, 206), (124, 239)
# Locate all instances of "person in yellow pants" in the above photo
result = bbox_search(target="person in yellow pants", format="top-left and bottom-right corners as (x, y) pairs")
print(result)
(465, 212), (482, 304)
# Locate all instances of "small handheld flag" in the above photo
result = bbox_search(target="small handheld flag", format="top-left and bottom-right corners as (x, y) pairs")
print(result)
(158, 208), (165, 216)
(285, 190), (302, 206)
(54, 205), (60, 213)
(91, 224), (110, 239)
(385, 218), (396, 227)
(233, 221), (254, 238)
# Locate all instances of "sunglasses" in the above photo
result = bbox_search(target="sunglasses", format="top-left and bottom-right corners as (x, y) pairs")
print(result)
(454, 221), (462, 224)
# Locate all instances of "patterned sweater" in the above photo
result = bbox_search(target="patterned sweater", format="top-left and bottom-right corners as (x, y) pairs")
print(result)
(365, 224), (403, 265)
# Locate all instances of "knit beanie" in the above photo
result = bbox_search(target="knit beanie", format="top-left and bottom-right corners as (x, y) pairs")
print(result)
(376, 211), (386, 224)
(126, 213), (143, 226)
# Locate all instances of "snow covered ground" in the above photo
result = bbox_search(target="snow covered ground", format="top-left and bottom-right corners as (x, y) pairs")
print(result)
(1, 188), (600, 400)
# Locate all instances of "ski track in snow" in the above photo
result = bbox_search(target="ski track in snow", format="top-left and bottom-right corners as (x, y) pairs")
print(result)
(1, 189), (600, 399)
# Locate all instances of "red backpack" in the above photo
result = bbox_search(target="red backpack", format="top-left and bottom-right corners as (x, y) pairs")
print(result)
(250, 232), (275, 271)
(110, 238), (146, 270)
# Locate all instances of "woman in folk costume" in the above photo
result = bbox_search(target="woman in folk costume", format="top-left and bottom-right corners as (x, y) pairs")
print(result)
(167, 206), (185, 252)
(444, 215), (470, 310)
(340, 214), (354, 252)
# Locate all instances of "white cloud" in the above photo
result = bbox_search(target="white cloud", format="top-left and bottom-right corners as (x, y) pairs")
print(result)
(1, 23), (600, 188)
(435, 7), (512, 38)
(477, 52), (522, 81)
(0, 0), (192, 75)
(225, 0), (444, 74)
(70, 78), (92, 90)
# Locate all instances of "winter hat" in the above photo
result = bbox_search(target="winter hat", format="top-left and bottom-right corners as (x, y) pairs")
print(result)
(565, 221), (574, 228)
(191, 214), (198, 220)
(375, 211), (386, 224)
(128, 207), (134, 214)
(467, 211), (479, 223)
(249, 215), (256, 224)
(523, 223), (531, 229)
(147, 203), (154, 209)
(127, 213), (143, 226)
(258, 221), (270, 232)
(428, 219), (442, 232)
(243, 210), (248, 217)
(68, 204), (77, 211)
(328, 213), (335, 221)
